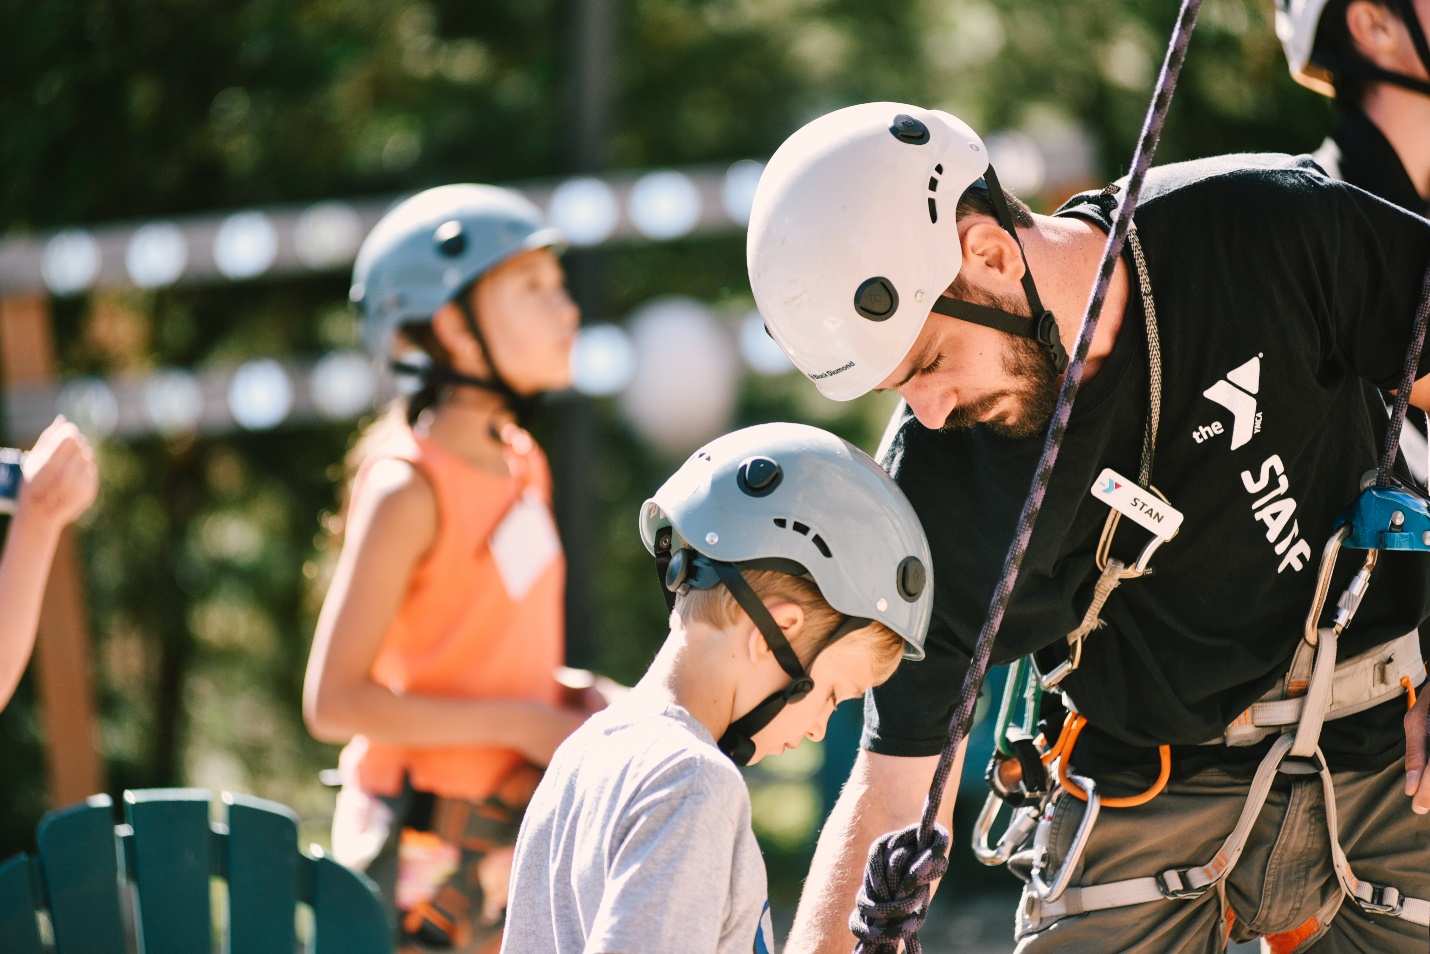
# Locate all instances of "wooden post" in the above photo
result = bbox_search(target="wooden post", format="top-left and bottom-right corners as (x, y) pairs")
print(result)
(0, 293), (104, 804)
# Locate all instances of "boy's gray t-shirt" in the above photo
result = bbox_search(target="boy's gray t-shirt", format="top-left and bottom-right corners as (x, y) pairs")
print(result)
(502, 696), (775, 954)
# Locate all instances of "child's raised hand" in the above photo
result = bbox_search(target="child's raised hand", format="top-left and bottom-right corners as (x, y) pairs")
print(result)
(19, 416), (98, 530)
(555, 666), (628, 715)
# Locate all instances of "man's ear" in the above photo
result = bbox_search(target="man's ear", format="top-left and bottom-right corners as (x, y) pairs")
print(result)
(1345, 0), (1401, 69)
(957, 219), (1026, 287)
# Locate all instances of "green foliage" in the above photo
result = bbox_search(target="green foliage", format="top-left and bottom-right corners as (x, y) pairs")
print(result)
(1, 0), (1341, 902)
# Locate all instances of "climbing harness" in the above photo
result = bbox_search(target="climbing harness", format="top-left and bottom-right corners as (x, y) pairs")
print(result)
(850, 4), (1205, 950)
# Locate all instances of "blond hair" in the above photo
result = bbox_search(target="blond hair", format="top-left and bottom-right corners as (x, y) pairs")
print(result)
(674, 568), (905, 682)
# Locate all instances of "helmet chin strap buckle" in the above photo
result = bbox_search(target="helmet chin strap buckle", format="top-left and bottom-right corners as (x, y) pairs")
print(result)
(1034, 311), (1069, 372)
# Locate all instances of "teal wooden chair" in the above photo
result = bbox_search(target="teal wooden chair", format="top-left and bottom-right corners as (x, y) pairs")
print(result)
(0, 788), (392, 953)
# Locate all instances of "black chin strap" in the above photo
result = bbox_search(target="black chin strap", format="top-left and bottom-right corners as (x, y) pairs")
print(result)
(709, 561), (816, 765)
(386, 296), (541, 426)
(1342, 58), (1430, 97)
(930, 165), (1069, 372)
(651, 533), (866, 766)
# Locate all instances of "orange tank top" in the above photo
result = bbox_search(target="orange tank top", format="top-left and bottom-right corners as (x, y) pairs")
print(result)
(339, 423), (565, 800)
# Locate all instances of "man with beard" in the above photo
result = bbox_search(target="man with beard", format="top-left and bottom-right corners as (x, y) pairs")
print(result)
(746, 102), (1430, 953)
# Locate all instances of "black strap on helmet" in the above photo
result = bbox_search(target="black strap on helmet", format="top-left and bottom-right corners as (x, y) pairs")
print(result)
(387, 294), (540, 426)
(929, 165), (1069, 372)
(650, 527), (869, 766)
(455, 296), (539, 425)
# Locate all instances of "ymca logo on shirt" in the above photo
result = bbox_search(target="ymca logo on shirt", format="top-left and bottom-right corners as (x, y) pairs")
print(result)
(1191, 353), (1312, 573)
(1194, 355), (1263, 449)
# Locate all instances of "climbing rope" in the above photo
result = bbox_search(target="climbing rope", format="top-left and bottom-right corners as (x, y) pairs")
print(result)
(1379, 266), (1430, 488)
(849, 2), (1204, 950)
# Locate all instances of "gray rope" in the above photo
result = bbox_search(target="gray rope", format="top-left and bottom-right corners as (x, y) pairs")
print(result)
(1378, 265), (1430, 487)
(849, 3), (1203, 950)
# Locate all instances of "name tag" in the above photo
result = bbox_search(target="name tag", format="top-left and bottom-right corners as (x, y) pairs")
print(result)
(489, 492), (561, 599)
(1090, 467), (1183, 541)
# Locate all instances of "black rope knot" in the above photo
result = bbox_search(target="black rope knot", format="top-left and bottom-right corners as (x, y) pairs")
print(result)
(849, 822), (950, 953)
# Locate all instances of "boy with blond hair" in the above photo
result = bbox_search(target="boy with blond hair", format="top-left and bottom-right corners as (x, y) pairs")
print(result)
(502, 422), (932, 954)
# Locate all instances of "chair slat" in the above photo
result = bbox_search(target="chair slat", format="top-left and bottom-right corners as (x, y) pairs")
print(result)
(310, 852), (392, 954)
(224, 792), (298, 954)
(7, 787), (394, 954)
(124, 789), (213, 954)
(36, 795), (127, 954)
(0, 855), (44, 954)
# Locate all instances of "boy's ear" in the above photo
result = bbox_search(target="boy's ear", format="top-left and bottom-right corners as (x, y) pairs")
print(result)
(742, 600), (806, 663)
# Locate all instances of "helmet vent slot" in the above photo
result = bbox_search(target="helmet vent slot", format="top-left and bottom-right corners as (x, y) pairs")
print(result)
(927, 198), (938, 224)
(771, 518), (832, 558)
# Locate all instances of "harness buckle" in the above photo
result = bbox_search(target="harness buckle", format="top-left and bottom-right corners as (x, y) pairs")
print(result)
(1155, 869), (1207, 901)
(1358, 884), (1404, 916)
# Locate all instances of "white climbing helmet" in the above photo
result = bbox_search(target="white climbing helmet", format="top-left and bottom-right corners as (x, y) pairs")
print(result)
(1276, 0), (1338, 95)
(746, 102), (991, 401)
(639, 422), (934, 659)
(350, 184), (563, 356)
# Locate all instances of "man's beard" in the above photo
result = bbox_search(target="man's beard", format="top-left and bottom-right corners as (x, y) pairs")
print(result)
(941, 281), (1059, 438)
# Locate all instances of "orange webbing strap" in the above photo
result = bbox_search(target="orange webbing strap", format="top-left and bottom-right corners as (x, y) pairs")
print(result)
(1054, 713), (1173, 808)
(1401, 675), (1418, 711)
(1263, 916), (1321, 954)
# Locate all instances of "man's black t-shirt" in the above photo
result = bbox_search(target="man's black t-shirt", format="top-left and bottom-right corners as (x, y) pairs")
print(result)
(863, 154), (1430, 778)
(1315, 107), (1429, 218)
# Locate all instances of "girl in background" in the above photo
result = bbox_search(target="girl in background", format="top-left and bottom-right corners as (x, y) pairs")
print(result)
(304, 185), (609, 952)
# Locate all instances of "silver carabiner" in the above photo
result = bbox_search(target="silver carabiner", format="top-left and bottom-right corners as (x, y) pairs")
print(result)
(1128, 532), (1171, 575)
(1301, 525), (1378, 647)
(972, 792), (1040, 867)
(1029, 775), (1102, 904)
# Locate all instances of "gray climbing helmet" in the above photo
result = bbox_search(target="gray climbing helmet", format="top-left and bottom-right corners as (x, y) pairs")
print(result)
(349, 184), (563, 355)
(638, 422), (933, 660)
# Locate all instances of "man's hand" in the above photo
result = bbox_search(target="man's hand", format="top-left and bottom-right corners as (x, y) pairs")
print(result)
(1405, 681), (1430, 814)
(786, 742), (966, 954)
(18, 416), (98, 530)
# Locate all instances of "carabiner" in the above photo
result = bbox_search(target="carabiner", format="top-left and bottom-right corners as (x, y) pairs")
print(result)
(1301, 525), (1377, 647)
(1029, 774), (1102, 904)
(1127, 532), (1171, 575)
(972, 793), (1040, 867)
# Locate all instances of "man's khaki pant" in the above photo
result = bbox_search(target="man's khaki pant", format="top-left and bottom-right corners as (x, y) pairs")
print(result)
(1013, 757), (1430, 953)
